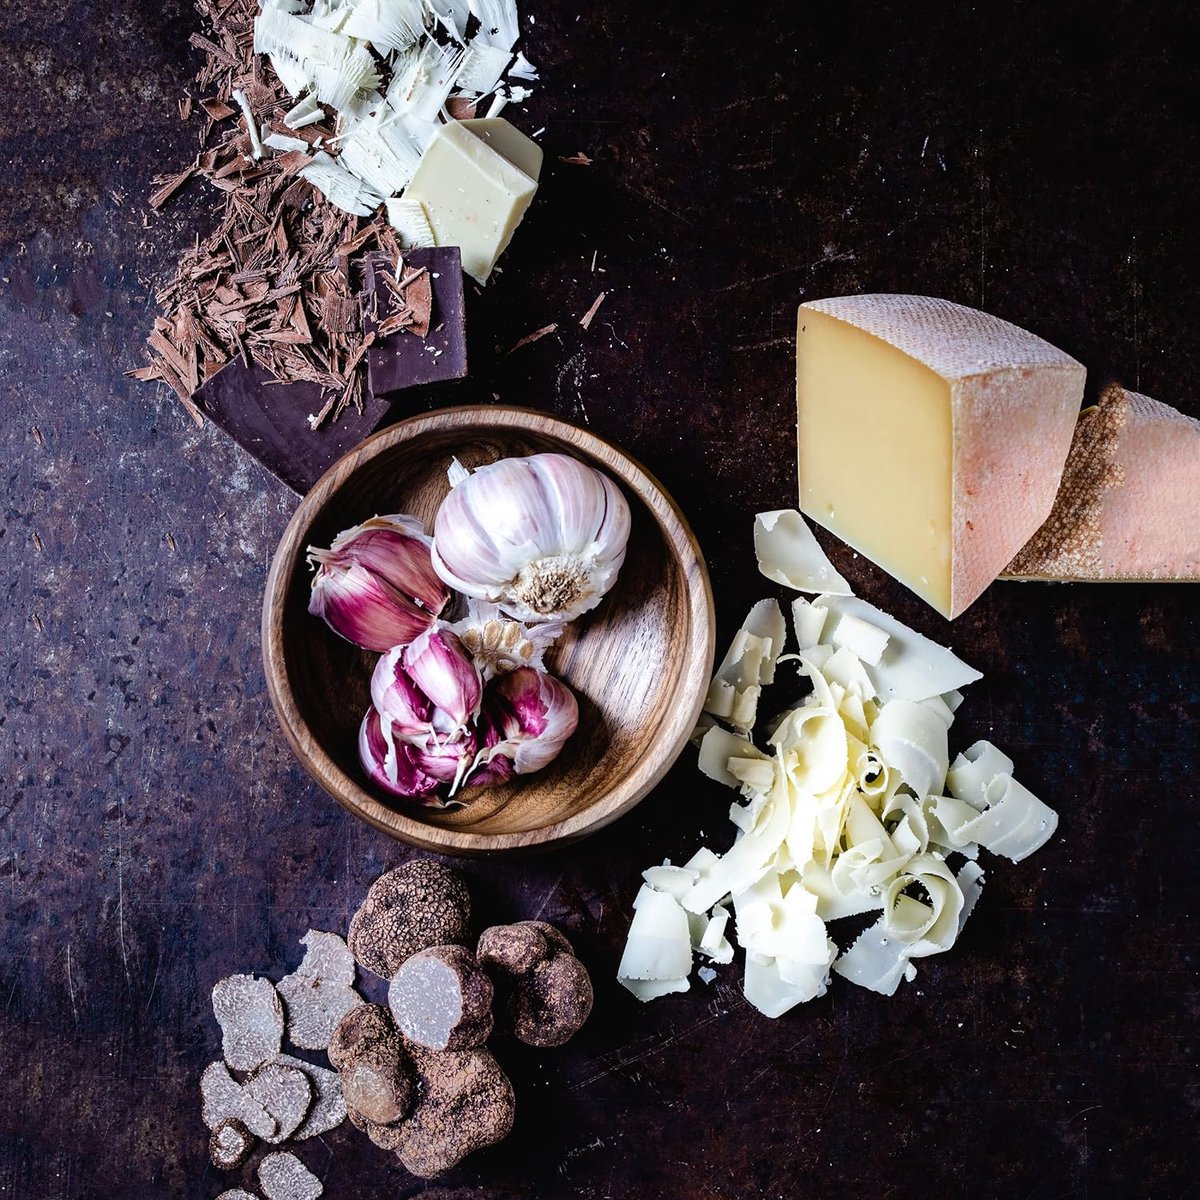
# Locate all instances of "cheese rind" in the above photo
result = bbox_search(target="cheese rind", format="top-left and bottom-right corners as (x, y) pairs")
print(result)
(1004, 385), (1200, 581)
(796, 295), (1085, 618)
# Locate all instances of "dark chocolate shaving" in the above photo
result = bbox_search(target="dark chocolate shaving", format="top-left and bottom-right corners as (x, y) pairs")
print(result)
(131, 0), (409, 429)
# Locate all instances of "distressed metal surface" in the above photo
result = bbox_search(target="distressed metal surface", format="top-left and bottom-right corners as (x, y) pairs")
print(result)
(1, 1), (1197, 1196)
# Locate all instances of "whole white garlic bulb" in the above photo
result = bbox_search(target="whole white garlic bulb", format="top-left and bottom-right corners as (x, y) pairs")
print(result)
(431, 453), (632, 624)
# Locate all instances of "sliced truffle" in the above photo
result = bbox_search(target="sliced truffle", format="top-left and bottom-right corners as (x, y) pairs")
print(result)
(348, 860), (470, 980)
(273, 1054), (346, 1140)
(328, 1004), (415, 1128)
(201, 1061), (278, 1141)
(244, 1061), (313, 1144)
(477, 921), (593, 1047)
(213, 973), (285, 1072)
(391, 1044), (515, 1178)
(276, 930), (364, 1051)
(209, 1117), (255, 1171)
(258, 1151), (323, 1200)
(387, 945), (494, 1051)
(217, 1191), (259, 1200)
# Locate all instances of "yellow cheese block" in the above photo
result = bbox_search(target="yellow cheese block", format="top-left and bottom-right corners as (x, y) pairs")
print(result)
(796, 295), (1085, 619)
(403, 117), (543, 284)
(1004, 385), (1200, 581)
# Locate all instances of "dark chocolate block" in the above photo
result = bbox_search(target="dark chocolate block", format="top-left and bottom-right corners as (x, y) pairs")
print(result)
(192, 360), (393, 495)
(365, 247), (468, 397)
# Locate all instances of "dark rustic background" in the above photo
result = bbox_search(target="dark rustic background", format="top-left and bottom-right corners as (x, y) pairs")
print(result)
(3, 1), (1198, 1197)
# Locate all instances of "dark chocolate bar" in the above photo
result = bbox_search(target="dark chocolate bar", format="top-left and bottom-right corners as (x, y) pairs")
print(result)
(364, 247), (468, 396)
(192, 360), (393, 495)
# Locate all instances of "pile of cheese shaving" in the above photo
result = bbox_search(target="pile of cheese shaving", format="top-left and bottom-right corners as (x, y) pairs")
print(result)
(618, 510), (1059, 1017)
(253, 0), (537, 223)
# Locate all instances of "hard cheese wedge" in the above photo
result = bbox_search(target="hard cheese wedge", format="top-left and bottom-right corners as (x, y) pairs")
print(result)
(796, 295), (1085, 618)
(1004, 385), (1200, 581)
(403, 118), (543, 284)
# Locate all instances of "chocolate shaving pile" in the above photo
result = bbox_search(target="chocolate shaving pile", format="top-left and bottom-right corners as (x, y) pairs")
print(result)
(130, 0), (404, 428)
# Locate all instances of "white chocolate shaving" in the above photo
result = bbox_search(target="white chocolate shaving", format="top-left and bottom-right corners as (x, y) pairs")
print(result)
(254, 0), (537, 211)
(298, 151), (385, 216)
(384, 197), (436, 247)
(754, 509), (853, 594)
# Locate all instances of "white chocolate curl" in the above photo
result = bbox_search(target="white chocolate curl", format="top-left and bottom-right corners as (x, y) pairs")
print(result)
(431, 454), (632, 624)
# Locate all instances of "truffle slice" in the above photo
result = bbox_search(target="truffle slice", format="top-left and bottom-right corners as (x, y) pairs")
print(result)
(244, 1062), (313, 1144)
(209, 1117), (255, 1171)
(477, 921), (593, 1047)
(348, 860), (471, 980)
(388, 945), (494, 1051)
(273, 1054), (346, 1140)
(328, 1004), (415, 1127)
(392, 1044), (516, 1178)
(201, 1061), (279, 1141)
(217, 1191), (259, 1200)
(276, 930), (364, 1051)
(213, 974), (285, 1072)
(258, 1151), (323, 1200)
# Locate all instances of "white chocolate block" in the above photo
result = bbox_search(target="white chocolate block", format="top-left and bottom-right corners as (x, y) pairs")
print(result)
(403, 118), (542, 283)
(796, 294), (1085, 618)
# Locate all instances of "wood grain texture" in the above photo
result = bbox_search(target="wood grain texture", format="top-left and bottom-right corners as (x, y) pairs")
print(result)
(262, 406), (715, 853)
(3, 1), (1199, 1198)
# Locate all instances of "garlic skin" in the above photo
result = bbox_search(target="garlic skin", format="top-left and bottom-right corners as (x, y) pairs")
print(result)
(431, 453), (632, 624)
(308, 515), (449, 652)
(449, 600), (565, 681)
(359, 707), (478, 808)
(371, 628), (483, 745)
(472, 667), (580, 781)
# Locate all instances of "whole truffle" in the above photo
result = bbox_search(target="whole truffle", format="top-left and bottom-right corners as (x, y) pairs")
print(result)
(477, 920), (572, 975)
(515, 953), (594, 1048)
(392, 1043), (515, 1178)
(388, 945), (494, 1051)
(328, 1004), (415, 1127)
(477, 921), (592, 1047)
(348, 861), (471, 980)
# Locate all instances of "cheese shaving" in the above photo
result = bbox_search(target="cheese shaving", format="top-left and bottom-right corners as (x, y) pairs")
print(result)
(754, 509), (853, 595)
(618, 517), (1059, 1016)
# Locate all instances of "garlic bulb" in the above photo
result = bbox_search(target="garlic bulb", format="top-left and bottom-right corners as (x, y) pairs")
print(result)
(308, 514), (449, 652)
(431, 453), (632, 624)
(471, 666), (580, 784)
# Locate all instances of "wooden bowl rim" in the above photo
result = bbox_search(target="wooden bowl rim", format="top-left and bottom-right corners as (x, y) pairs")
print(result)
(262, 404), (715, 855)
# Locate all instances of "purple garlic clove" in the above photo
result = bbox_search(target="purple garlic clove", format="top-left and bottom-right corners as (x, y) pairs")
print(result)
(358, 708), (478, 808)
(470, 667), (579, 783)
(370, 628), (483, 746)
(308, 515), (449, 652)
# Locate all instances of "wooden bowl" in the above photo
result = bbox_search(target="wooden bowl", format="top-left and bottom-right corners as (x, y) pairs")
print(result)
(262, 406), (715, 854)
